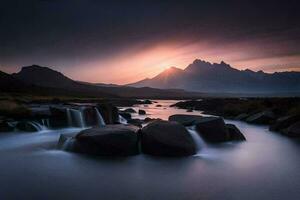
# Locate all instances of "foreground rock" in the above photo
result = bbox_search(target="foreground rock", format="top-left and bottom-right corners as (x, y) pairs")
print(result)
(195, 117), (246, 143)
(168, 114), (203, 126)
(141, 121), (196, 156)
(59, 124), (140, 156)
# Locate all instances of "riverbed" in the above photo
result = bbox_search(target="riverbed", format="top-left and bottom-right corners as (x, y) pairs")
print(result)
(0, 100), (299, 200)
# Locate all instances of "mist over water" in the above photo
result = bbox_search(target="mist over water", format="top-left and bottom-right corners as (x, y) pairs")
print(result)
(0, 100), (299, 200)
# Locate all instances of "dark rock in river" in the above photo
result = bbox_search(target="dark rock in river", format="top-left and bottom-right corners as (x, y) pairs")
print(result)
(195, 117), (230, 143)
(234, 113), (249, 121)
(168, 114), (203, 126)
(156, 104), (162, 107)
(123, 108), (136, 113)
(138, 109), (146, 115)
(246, 111), (276, 124)
(97, 103), (119, 124)
(269, 115), (300, 132)
(127, 119), (144, 127)
(0, 120), (14, 132)
(61, 124), (140, 156)
(142, 99), (152, 104)
(226, 124), (246, 141)
(141, 121), (196, 156)
(16, 121), (39, 132)
(282, 121), (300, 137)
(49, 106), (69, 128)
(83, 107), (98, 127)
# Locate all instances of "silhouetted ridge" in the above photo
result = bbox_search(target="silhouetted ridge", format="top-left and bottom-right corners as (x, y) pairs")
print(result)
(129, 59), (300, 95)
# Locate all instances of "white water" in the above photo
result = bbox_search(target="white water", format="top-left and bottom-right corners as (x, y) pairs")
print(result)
(66, 108), (86, 128)
(29, 121), (48, 131)
(118, 114), (127, 124)
(95, 107), (106, 126)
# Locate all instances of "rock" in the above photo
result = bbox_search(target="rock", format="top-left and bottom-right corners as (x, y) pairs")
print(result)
(138, 109), (146, 115)
(83, 107), (98, 127)
(156, 104), (162, 107)
(282, 121), (300, 137)
(195, 117), (230, 143)
(226, 124), (246, 141)
(269, 115), (300, 132)
(119, 112), (132, 120)
(142, 100), (152, 104)
(234, 113), (249, 120)
(144, 117), (161, 123)
(16, 121), (40, 132)
(60, 124), (140, 156)
(97, 103), (119, 124)
(49, 106), (69, 128)
(246, 111), (276, 124)
(186, 108), (193, 112)
(0, 120), (14, 132)
(123, 108), (136, 113)
(127, 119), (144, 127)
(141, 121), (196, 156)
(168, 114), (203, 126)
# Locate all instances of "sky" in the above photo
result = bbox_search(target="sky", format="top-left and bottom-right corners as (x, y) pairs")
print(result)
(1, 0), (300, 84)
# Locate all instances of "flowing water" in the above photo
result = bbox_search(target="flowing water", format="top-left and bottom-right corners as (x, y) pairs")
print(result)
(0, 100), (299, 200)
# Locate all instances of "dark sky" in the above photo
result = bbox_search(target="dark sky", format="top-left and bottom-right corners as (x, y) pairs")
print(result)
(1, 0), (300, 83)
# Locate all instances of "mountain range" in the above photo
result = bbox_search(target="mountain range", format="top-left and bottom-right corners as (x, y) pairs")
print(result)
(0, 65), (199, 99)
(129, 59), (300, 95)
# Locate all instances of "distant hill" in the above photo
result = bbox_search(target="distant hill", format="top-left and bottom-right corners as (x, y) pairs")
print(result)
(129, 59), (300, 95)
(1, 65), (200, 99)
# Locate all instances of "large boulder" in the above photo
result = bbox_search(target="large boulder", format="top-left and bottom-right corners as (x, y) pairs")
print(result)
(141, 121), (196, 156)
(246, 111), (276, 124)
(195, 117), (230, 143)
(168, 114), (203, 126)
(226, 124), (246, 141)
(282, 122), (300, 137)
(269, 115), (300, 132)
(59, 124), (140, 156)
(96, 103), (119, 124)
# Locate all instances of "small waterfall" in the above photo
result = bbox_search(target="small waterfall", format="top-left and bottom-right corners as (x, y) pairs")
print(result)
(29, 121), (47, 131)
(66, 108), (86, 128)
(187, 126), (206, 152)
(66, 108), (73, 127)
(70, 108), (85, 128)
(41, 119), (50, 128)
(95, 107), (106, 126)
(118, 114), (127, 124)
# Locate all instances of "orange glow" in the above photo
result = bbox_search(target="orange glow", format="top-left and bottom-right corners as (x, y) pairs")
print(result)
(64, 40), (300, 84)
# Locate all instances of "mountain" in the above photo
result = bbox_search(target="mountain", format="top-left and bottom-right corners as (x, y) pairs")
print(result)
(129, 59), (300, 95)
(4, 65), (200, 99)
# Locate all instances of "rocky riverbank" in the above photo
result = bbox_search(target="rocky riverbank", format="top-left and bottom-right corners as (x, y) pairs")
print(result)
(171, 98), (300, 138)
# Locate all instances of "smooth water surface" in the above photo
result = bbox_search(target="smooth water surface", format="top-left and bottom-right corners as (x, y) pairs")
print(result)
(0, 100), (299, 200)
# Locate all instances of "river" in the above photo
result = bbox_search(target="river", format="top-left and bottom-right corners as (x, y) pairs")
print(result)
(0, 100), (299, 200)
